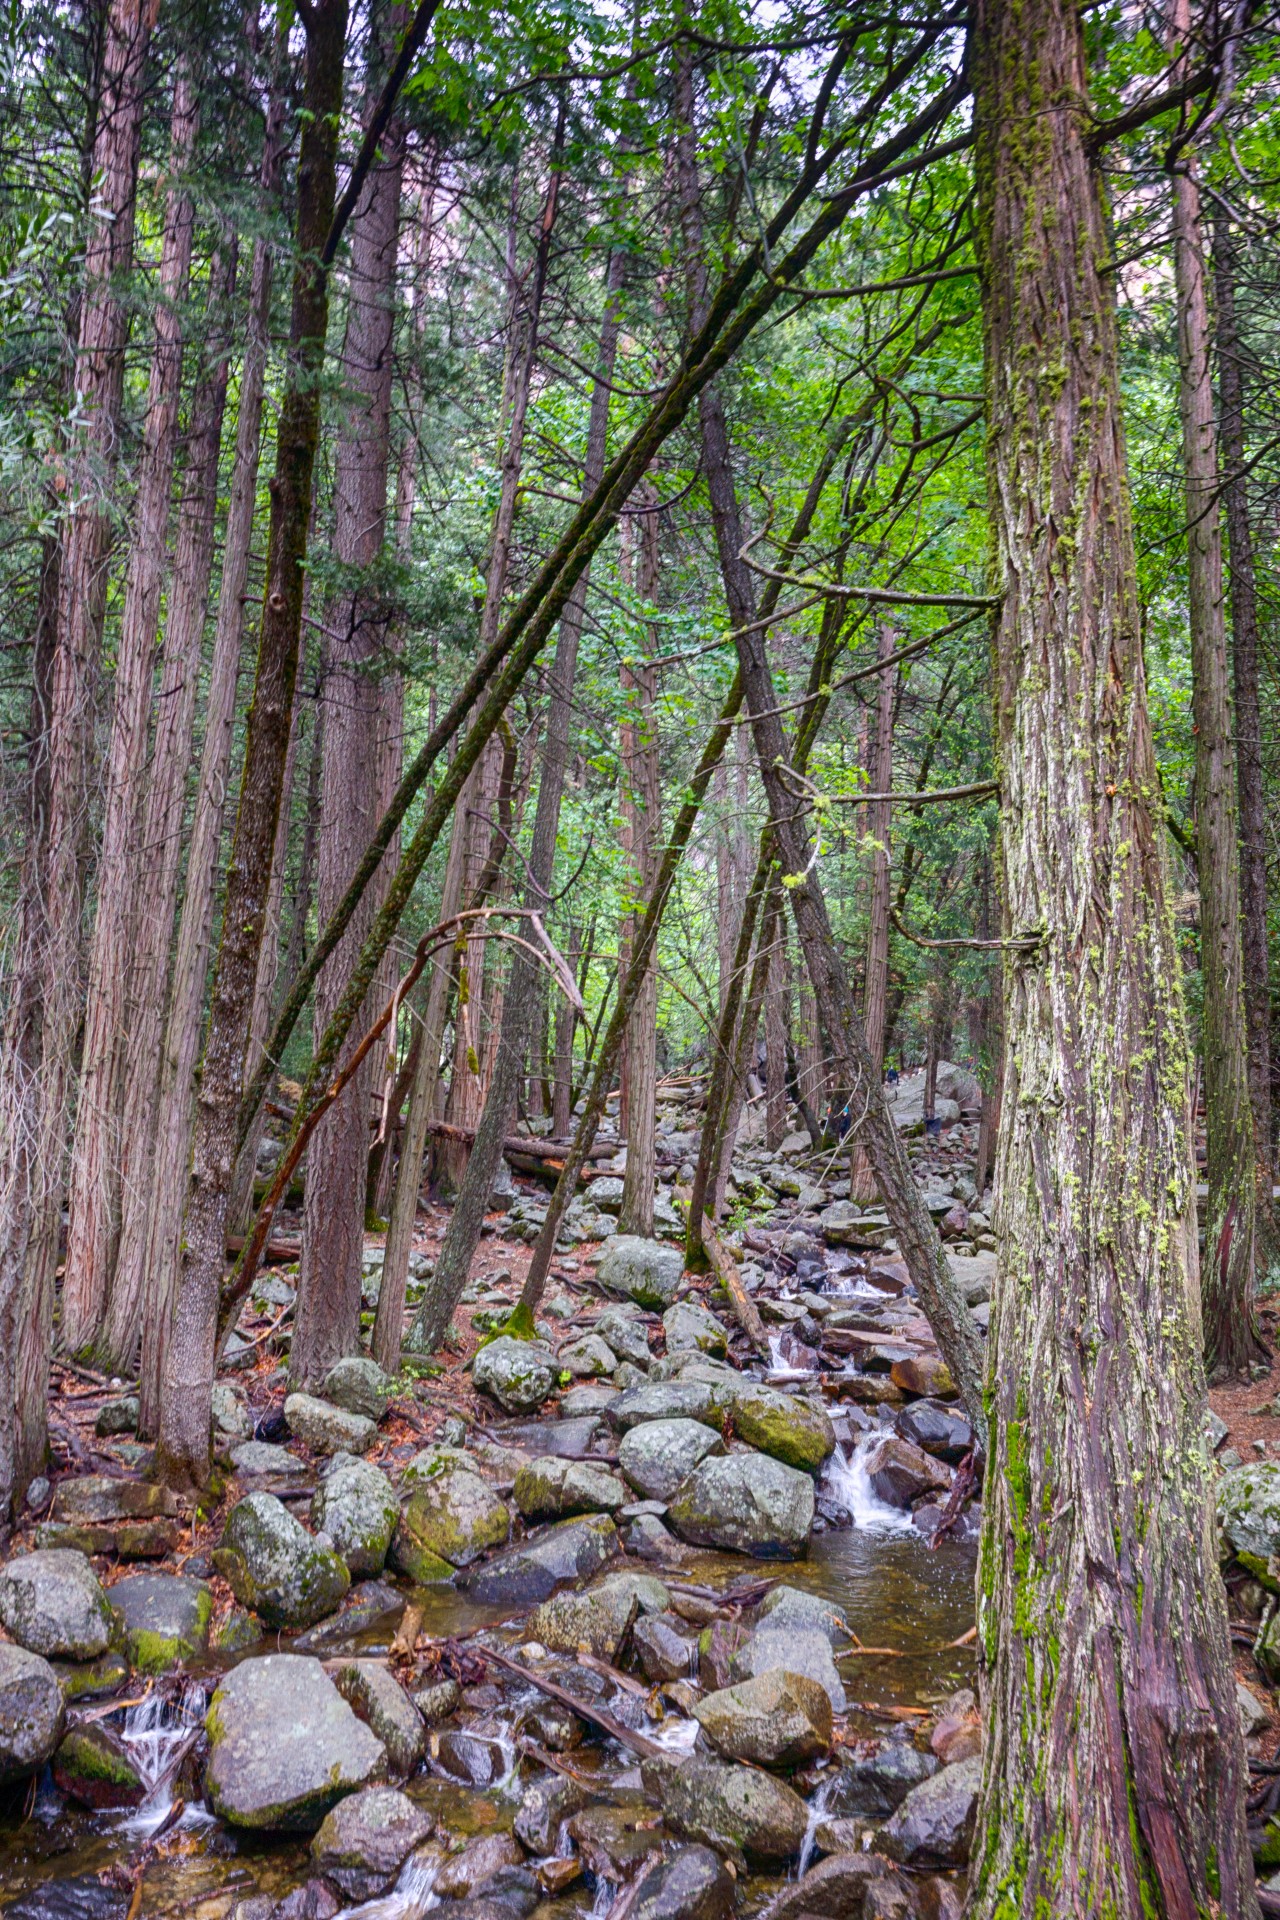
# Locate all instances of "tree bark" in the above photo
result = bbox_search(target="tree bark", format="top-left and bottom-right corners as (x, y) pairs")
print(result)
(1214, 212), (1275, 1240)
(156, 0), (351, 1488)
(966, 0), (1256, 1903)
(1167, 1), (1261, 1378)
(617, 500), (662, 1238)
(764, 926), (788, 1151)
(851, 623), (895, 1200)
(292, 62), (404, 1387)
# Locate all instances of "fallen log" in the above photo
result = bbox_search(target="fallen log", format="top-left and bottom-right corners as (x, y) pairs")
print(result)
(479, 1645), (668, 1760)
(701, 1221), (771, 1359)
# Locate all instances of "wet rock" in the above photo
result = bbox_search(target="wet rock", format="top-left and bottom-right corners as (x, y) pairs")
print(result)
(95, 1397), (139, 1436)
(213, 1491), (350, 1630)
(873, 1757), (981, 1868)
(755, 1585), (848, 1645)
(435, 1832), (524, 1898)
(528, 1584), (638, 1660)
(610, 1381), (724, 1433)
(284, 1392), (376, 1456)
(205, 1653), (385, 1829)
(391, 1471), (510, 1573)
(334, 1660), (425, 1775)
(889, 1356), (954, 1399)
(514, 1772), (591, 1852)
(634, 1613), (695, 1682)
(52, 1722), (145, 1808)
(694, 1668), (832, 1768)
(929, 1691), (981, 1765)
(763, 1854), (900, 1920)
(310, 1785), (433, 1899)
(110, 1571), (212, 1672)
(310, 1456), (400, 1576)
(435, 1727), (509, 1785)
(569, 1803), (667, 1876)
(292, 1578), (401, 1650)
(230, 1440), (309, 1479)
(598, 1236), (685, 1310)
(630, 1845), (734, 1920)
(559, 1334), (619, 1378)
(667, 1454), (814, 1558)
(458, 1513), (618, 1604)
(2, 1879), (128, 1920)
(412, 1679), (461, 1723)
(52, 1649), (129, 1703)
(0, 1549), (114, 1660)
(0, 1644), (64, 1784)
(50, 1477), (178, 1524)
(444, 1874), (540, 1920)
(513, 1455), (630, 1521)
(594, 1306), (653, 1371)
(624, 1513), (693, 1565)
(829, 1732), (938, 1816)
(664, 1303), (728, 1356)
(895, 1402), (972, 1463)
(731, 1626), (846, 1712)
(271, 1880), (341, 1920)
(321, 1356), (394, 1422)
(863, 1435), (951, 1509)
(1219, 1461), (1280, 1564)
(728, 1388), (836, 1473)
(654, 1754), (809, 1864)
(473, 1336), (558, 1413)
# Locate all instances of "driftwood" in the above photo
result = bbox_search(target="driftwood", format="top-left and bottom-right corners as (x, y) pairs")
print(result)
(701, 1221), (771, 1358)
(480, 1644), (668, 1760)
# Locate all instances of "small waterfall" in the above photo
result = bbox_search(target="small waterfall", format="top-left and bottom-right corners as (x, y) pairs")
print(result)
(590, 1877), (617, 1917)
(794, 1772), (837, 1878)
(333, 1852), (440, 1920)
(118, 1681), (212, 1837)
(820, 1434), (913, 1533)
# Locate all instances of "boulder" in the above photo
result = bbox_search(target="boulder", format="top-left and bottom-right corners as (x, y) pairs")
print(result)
(569, 1803), (669, 1877)
(213, 1492), (350, 1630)
(321, 1356), (394, 1422)
(1, 1881), (128, 1920)
(874, 1756), (982, 1868)
(563, 1383), (623, 1416)
(863, 1435), (951, 1508)
(390, 1472), (510, 1574)
(758, 1852), (895, 1920)
(663, 1303), (728, 1357)
(51, 1650), (129, 1703)
(558, 1334), (618, 1378)
(458, 1513), (619, 1605)
(52, 1723), (145, 1809)
(755, 1585), (848, 1646)
(597, 1236), (685, 1310)
(594, 1307), (653, 1371)
(204, 1653), (385, 1829)
(1218, 1461), (1280, 1565)
(731, 1626), (846, 1712)
(472, 1336), (558, 1414)
(529, 1584), (638, 1660)
(284, 1393), (376, 1456)
(311, 1457), (400, 1576)
(513, 1772), (590, 1852)
(728, 1389), (836, 1473)
(230, 1441), (309, 1479)
(667, 1454), (815, 1559)
(212, 1383), (253, 1440)
(333, 1660), (425, 1775)
(896, 1401), (973, 1462)
(889, 1355), (954, 1399)
(656, 1755), (809, 1864)
(610, 1381), (725, 1433)
(435, 1832), (525, 1898)
(630, 1847), (734, 1920)
(589, 1176), (627, 1215)
(49, 1478), (178, 1524)
(0, 1644), (65, 1784)
(829, 1732), (938, 1816)
(412, 1678), (461, 1724)
(619, 1419), (726, 1502)
(435, 1727), (511, 1786)
(513, 1455), (630, 1522)
(0, 1550), (114, 1660)
(95, 1397), (139, 1437)
(694, 1668), (832, 1768)
(110, 1571), (212, 1672)
(634, 1613), (696, 1683)
(310, 1785), (432, 1899)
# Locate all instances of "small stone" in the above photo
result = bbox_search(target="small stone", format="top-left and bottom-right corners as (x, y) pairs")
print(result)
(863, 1434), (951, 1508)
(25, 1476), (51, 1513)
(663, 1302), (728, 1357)
(694, 1668), (833, 1768)
(412, 1678), (461, 1723)
(0, 1550), (114, 1660)
(514, 1772), (590, 1852)
(230, 1441), (309, 1479)
(310, 1786), (432, 1899)
(284, 1393), (377, 1455)
(630, 1846), (735, 1920)
(334, 1660), (425, 1775)
(889, 1355), (955, 1399)
(52, 1650), (129, 1703)
(0, 1644), (65, 1785)
(435, 1832), (525, 1899)
(594, 1306), (653, 1370)
(1239, 1681), (1272, 1738)
(559, 1334), (619, 1378)
(51, 1477), (179, 1524)
(829, 1732), (938, 1815)
(634, 1613), (695, 1683)
(52, 1723), (145, 1808)
(321, 1356), (394, 1422)
(457, 1513), (618, 1605)
(212, 1383), (252, 1440)
(755, 1585), (848, 1646)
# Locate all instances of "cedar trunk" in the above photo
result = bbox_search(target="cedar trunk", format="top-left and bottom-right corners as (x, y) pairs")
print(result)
(966, 0), (1255, 1905)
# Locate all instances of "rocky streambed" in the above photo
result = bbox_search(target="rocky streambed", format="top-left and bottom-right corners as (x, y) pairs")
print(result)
(0, 1102), (995, 1920)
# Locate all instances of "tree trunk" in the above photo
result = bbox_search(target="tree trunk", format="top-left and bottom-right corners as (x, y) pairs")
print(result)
(966, 0), (1255, 1903)
(617, 500), (661, 1238)
(1214, 212), (1275, 1240)
(764, 926), (788, 1151)
(292, 72), (404, 1387)
(100, 236), (238, 1370)
(1167, 8), (1261, 1378)
(552, 920), (580, 1138)
(851, 622), (895, 1200)
(157, 0), (351, 1489)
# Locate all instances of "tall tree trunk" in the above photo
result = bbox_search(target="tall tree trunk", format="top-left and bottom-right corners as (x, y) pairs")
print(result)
(1168, 2), (1261, 1377)
(764, 926), (788, 1151)
(1214, 212), (1275, 1242)
(100, 236), (238, 1369)
(293, 81), (404, 1386)
(966, 0), (1255, 1903)
(617, 500), (661, 1237)
(552, 920), (580, 1138)
(851, 623), (895, 1201)
(0, 0), (157, 1511)
(135, 197), (279, 1435)
(156, 0), (351, 1489)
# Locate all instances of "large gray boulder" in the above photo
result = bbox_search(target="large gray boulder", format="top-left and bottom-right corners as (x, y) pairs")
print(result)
(1218, 1461), (1280, 1565)
(597, 1236), (685, 1310)
(863, 1435), (950, 1508)
(656, 1755), (809, 1864)
(390, 1471), (510, 1574)
(755, 1585), (848, 1646)
(667, 1454), (814, 1559)
(0, 1643), (65, 1784)
(321, 1356), (394, 1423)
(727, 1388), (835, 1474)
(694, 1669), (832, 1768)
(619, 1419), (726, 1501)
(873, 1756), (982, 1867)
(110, 1571), (212, 1673)
(472, 1336), (558, 1414)
(284, 1393), (376, 1456)
(458, 1513), (618, 1605)
(309, 1785), (432, 1898)
(311, 1457), (400, 1576)
(731, 1625), (846, 1712)
(557, 1334), (618, 1378)
(204, 1653), (385, 1829)
(213, 1492), (350, 1630)
(513, 1455), (630, 1522)
(0, 1550), (114, 1660)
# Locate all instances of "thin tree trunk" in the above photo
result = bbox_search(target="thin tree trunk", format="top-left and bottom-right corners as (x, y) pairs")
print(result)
(99, 236), (238, 1370)
(156, 0), (351, 1488)
(712, 892), (778, 1221)
(1214, 212), (1275, 1239)
(764, 925), (788, 1151)
(292, 75), (404, 1386)
(851, 623), (895, 1200)
(552, 920), (579, 1138)
(966, 0), (1255, 1902)
(1167, 8), (1262, 1377)
(617, 500), (661, 1238)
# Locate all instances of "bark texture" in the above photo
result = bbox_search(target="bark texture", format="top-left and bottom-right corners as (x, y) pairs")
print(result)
(617, 503), (661, 1237)
(851, 623), (895, 1201)
(966, 0), (1256, 1905)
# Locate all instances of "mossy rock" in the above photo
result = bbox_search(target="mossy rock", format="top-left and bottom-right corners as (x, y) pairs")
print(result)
(389, 1474), (509, 1573)
(112, 1572), (213, 1673)
(727, 1389), (836, 1474)
(53, 1724), (145, 1808)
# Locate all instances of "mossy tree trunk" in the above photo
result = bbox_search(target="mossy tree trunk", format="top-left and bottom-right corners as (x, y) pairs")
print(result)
(966, 0), (1256, 1904)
